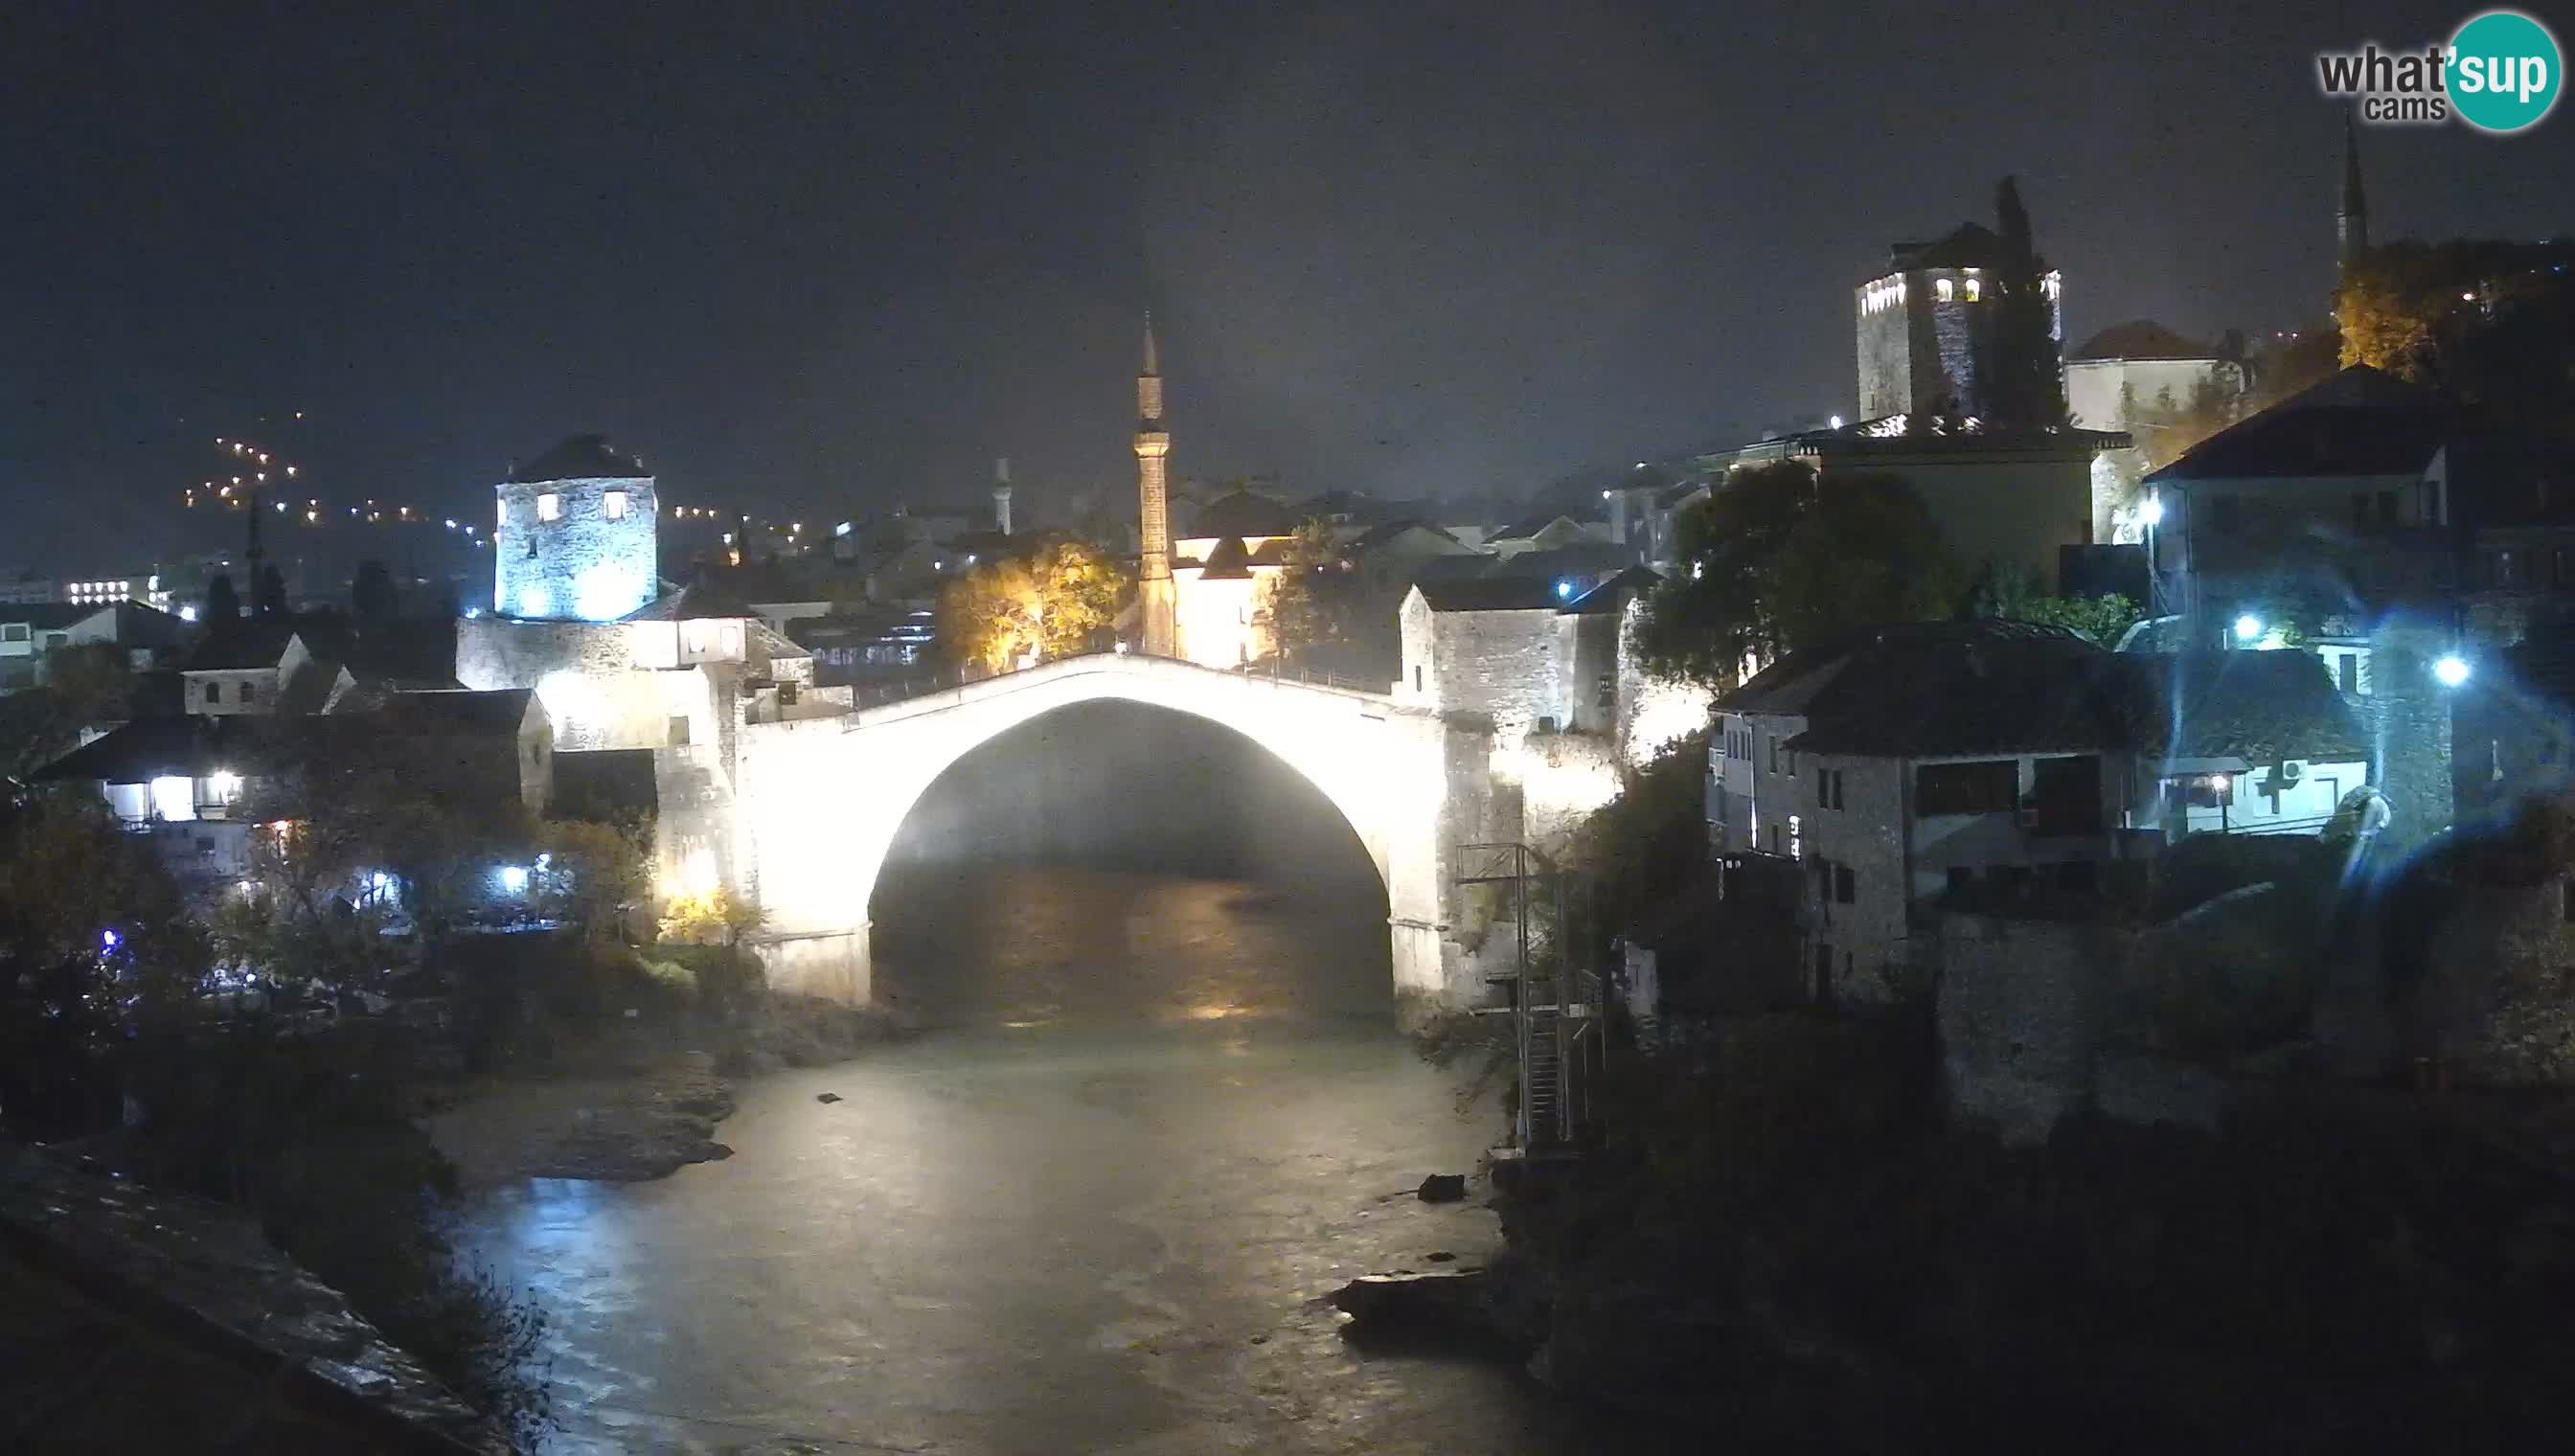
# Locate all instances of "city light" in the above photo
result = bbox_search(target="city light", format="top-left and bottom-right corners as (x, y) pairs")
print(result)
(2233, 614), (2264, 643)
(498, 865), (529, 894)
(2433, 654), (2472, 687)
(2140, 492), (2164, 527)
(1555, 579), (1575, 600)
(101, 928), (120, 952)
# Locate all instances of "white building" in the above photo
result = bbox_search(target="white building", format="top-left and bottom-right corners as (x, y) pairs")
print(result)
(2063, 321), (2245, 438)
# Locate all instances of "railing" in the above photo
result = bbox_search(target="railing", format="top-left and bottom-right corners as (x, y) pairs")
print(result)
(1228, 658), (1381, 694)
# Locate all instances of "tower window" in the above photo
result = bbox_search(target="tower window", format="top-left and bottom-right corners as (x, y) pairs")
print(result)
(604, 489), (628, 521)
(537, 492), (562, 522)
(1935, 278), (1955, 303)
(1964, 278), (1982, 302)
(498, 498), (508, 529)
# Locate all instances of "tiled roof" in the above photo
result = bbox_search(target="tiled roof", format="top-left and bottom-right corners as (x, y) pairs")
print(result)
(181, 620), (307, 671)
(1885, 221), (2002, 272)
(1561, 566), (1663, 615)
(510, 433), (647, 483)
(0, 603), (107, 630)
(2127, 650), (2366, 763)
(1416, 578), (1564, 612)
(2144, 366), (2451, 484)
(377, 688), (536, 735)
(1186, 489), (1301, 539)
(622, 581), (762, 622)
(1725, 623), (2363, 765)
(2071, 320), (2218, 362)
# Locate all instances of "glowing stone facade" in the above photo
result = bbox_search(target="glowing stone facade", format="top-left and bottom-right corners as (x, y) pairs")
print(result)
(493, 436), (658, 622)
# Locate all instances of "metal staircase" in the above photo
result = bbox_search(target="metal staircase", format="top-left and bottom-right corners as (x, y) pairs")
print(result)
(1457, 842), (1603, 1156)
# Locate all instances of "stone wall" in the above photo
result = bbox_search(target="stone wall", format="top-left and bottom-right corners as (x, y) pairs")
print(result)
(1936, 911), (2228, 1146)
(492, 473), (657, 621)
(1426, 606), (1562, 741)
(2418, 878), (2575, 1085)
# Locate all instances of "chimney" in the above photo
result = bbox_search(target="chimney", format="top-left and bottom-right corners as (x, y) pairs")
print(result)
(993, 456), (1014, 535)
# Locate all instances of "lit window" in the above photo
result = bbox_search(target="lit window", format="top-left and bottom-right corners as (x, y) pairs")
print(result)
(1936, 278), (1954, 303)
(604, 489), (628, 521)
(498, 499), (508, 528)
(536, 492), (562, 522)
(1964, 278), (1981, 302)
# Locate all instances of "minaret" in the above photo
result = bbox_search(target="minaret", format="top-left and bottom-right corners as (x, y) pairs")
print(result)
(992, 456), (1014, 536)
(1133, 313), (1177, 656)
(2336, 113), (2370, 270)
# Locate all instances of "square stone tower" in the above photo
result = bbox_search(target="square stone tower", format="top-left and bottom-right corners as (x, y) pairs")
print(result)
(1855, 223), (2062, 421)
(493, 434), (659, 621)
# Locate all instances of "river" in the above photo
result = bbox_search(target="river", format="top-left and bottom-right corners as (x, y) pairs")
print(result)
(457, 864), (1701, 1454)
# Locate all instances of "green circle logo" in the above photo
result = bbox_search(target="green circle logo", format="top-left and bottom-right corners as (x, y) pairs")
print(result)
(2449, 10), (2562, 132)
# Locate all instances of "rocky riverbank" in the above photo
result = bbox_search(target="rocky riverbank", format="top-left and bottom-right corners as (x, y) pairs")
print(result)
(423, 994), (904, 1187)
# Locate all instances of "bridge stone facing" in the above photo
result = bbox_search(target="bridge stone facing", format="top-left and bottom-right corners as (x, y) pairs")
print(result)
(733, 653), (1515, 1020)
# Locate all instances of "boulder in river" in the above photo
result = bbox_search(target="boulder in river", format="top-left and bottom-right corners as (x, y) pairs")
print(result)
(1417, 1172), (1467, 1202)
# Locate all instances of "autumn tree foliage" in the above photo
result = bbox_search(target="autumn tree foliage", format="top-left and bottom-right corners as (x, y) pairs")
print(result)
(938, 535), (1131, 674)
(2336, 239), (2575, 444)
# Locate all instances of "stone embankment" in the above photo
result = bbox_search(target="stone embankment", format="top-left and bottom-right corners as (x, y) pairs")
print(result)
(0, 1143), (509, 1453)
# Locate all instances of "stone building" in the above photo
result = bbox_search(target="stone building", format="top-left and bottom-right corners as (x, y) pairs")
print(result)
(1854, 222), (2062, 421)
(491, 434), (658, 624)
(1710, 622), (2367, 1004)
(457, 435), (845, 902)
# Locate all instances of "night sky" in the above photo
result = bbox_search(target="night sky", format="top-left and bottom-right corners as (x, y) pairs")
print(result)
(8, 1), (2570, 569)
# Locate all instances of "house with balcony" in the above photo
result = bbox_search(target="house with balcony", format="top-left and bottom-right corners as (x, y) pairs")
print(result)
(1710, 621), (2366, 1003)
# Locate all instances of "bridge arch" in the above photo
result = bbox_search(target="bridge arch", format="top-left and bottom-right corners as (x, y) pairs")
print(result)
(730, 653), (1466, 1014)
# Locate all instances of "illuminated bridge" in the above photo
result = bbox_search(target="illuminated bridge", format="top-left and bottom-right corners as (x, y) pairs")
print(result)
(730, 651), (1514, 1019)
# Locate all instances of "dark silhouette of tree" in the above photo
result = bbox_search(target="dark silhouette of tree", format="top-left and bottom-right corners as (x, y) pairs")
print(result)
(255, 564), (287, 618)
(352, 558), (397, 629)
(1987, 176), (2069, 429)
(203, 572), (240, 623)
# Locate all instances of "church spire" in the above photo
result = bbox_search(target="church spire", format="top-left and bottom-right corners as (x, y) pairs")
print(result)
(2337, 113), (2370, 268)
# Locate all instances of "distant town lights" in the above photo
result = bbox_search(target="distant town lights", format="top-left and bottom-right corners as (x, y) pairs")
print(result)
(2434, 654), (2472, 688)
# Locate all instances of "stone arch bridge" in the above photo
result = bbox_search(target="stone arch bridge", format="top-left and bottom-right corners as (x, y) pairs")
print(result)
(727, 652), (1538, 1019)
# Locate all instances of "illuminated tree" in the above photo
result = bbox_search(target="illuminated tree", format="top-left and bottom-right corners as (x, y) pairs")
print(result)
(2336, 239), (2575, 445)
(657, 884), (765, 946)
(937, 536), (1130, 673)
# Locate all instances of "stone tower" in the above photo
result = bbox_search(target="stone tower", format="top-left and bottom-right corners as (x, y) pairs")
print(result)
(2337, 114), (2370, 270)
(493, 433), (657, 621)
(1854, 223), (2062, 421)
(1133, 315), (1177, 656)
(993, 456), (1014, 536)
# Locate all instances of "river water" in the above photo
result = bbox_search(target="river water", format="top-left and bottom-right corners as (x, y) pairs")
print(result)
(460, 864), (1698, 1454)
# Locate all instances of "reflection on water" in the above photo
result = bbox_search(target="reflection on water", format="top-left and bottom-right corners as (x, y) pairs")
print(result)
(873, 863), (1395, 1029)
(460, 867), (1699, 1454)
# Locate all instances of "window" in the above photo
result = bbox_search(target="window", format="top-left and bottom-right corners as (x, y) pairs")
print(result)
(2163, 773), (2234, 809)
(1767, 736), (1778, 774)
(1830, 769), (1845, 809)
(1834, 863), (1855, 904)
(2027, 755), (2102, 835)
(204, 680), (222, 704)
(1596, 672), (1614, 710)
(1935, 278), (1954, 302)
(1915, 760), (2018, 816)
(2376, 490), (2397, 526)
(0, 623), (25, 643)
(239, 681), (257, 705)
(498, 498), (508, 528)
(537, 492), (562, 522)
(2337, 652), (2359, 695)
(2564, 879), (2575, 925)
(668, 716), (692, 746)
(1414, 666), (1424, 693)
(604, 489), (628, 521)
(1964, 277), (1982, 302)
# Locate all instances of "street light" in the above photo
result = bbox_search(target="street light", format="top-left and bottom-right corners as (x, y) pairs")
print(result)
(2433, 654), (2472, 687)
(2139, 492), (2164, 527)
(2233, 614), (2264, 643)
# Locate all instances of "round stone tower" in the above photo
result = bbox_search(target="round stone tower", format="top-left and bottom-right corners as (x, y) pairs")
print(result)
(493, 434), (658, 621)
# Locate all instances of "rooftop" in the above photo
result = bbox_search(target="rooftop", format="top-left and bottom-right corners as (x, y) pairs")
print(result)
(509, 433), (648, 484)
(2071, 320), (2222, 363)
(1185, 489), (1301, 540)
(2143, 365), (2451, 485)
